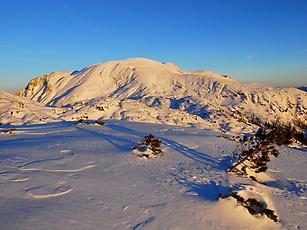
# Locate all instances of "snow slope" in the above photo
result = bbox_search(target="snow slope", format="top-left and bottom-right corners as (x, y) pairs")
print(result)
(17, 58), (307, 132)
(0, 92), (63, 125)
(0, 120), (306, 229)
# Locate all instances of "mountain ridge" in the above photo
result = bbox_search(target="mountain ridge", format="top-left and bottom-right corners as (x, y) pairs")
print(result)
(11, 58), (307, 132)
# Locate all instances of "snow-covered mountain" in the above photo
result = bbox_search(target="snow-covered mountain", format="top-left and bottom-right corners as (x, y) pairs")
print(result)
(15, 58), (307, 131)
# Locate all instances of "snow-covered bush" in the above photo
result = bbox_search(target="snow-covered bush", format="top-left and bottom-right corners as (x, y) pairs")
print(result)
(95, 118), (105, 126)
(75, 115), (91, 125)
(94, 105), (104, 111)
(219, 192), (279, 222)
(224, 124), (305, 223)
(0, 128), (16, 135)
(228, 124), (304, 176)
(132, 134), (163, 158)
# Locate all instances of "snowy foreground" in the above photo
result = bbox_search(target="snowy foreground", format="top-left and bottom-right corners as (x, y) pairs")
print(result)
(0, 120), (306, 230)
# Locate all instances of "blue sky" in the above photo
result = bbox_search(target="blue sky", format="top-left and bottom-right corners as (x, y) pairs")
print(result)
(1, 0), (307, 92)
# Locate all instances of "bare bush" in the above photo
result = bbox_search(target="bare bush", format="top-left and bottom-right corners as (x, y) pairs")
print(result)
(95, 119), (105, 126)
(228, 124), (304, 175)
(0, 128), (16, 135)
(219, 191), (279, 222)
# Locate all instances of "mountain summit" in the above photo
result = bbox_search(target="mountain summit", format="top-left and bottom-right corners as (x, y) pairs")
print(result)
(17, 58), (232, 106)
(16, 58), (307, 132)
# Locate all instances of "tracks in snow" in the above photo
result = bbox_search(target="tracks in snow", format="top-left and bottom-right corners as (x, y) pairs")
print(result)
(0, 124), (97, 200)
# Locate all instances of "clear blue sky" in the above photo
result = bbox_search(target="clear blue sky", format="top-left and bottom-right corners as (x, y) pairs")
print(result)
(1, 0), (307, 92)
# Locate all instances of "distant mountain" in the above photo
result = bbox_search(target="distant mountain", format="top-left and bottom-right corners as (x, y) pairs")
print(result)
(14, 58), (307, 131)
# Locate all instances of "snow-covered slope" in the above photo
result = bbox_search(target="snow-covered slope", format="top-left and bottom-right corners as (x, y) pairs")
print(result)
(17, 58), (306, 132)
(0, 120), (306, 229)
(0, 92), (63, 125)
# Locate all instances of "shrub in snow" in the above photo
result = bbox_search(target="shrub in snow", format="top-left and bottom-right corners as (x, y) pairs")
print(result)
(219, 192), (279, 222)
(76, 119), (90, 125)
(132, 134), (163, 158)
(262, 121), (306, 145)
(224, 123), (304, 224)
(247, 114), (306, 144)
(94, 105), (104, 111)
(228, 124), (304, 175)
(0, 128), (16, 135)
(95, 118), (105, 126)
(75, 115), (91, 125)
